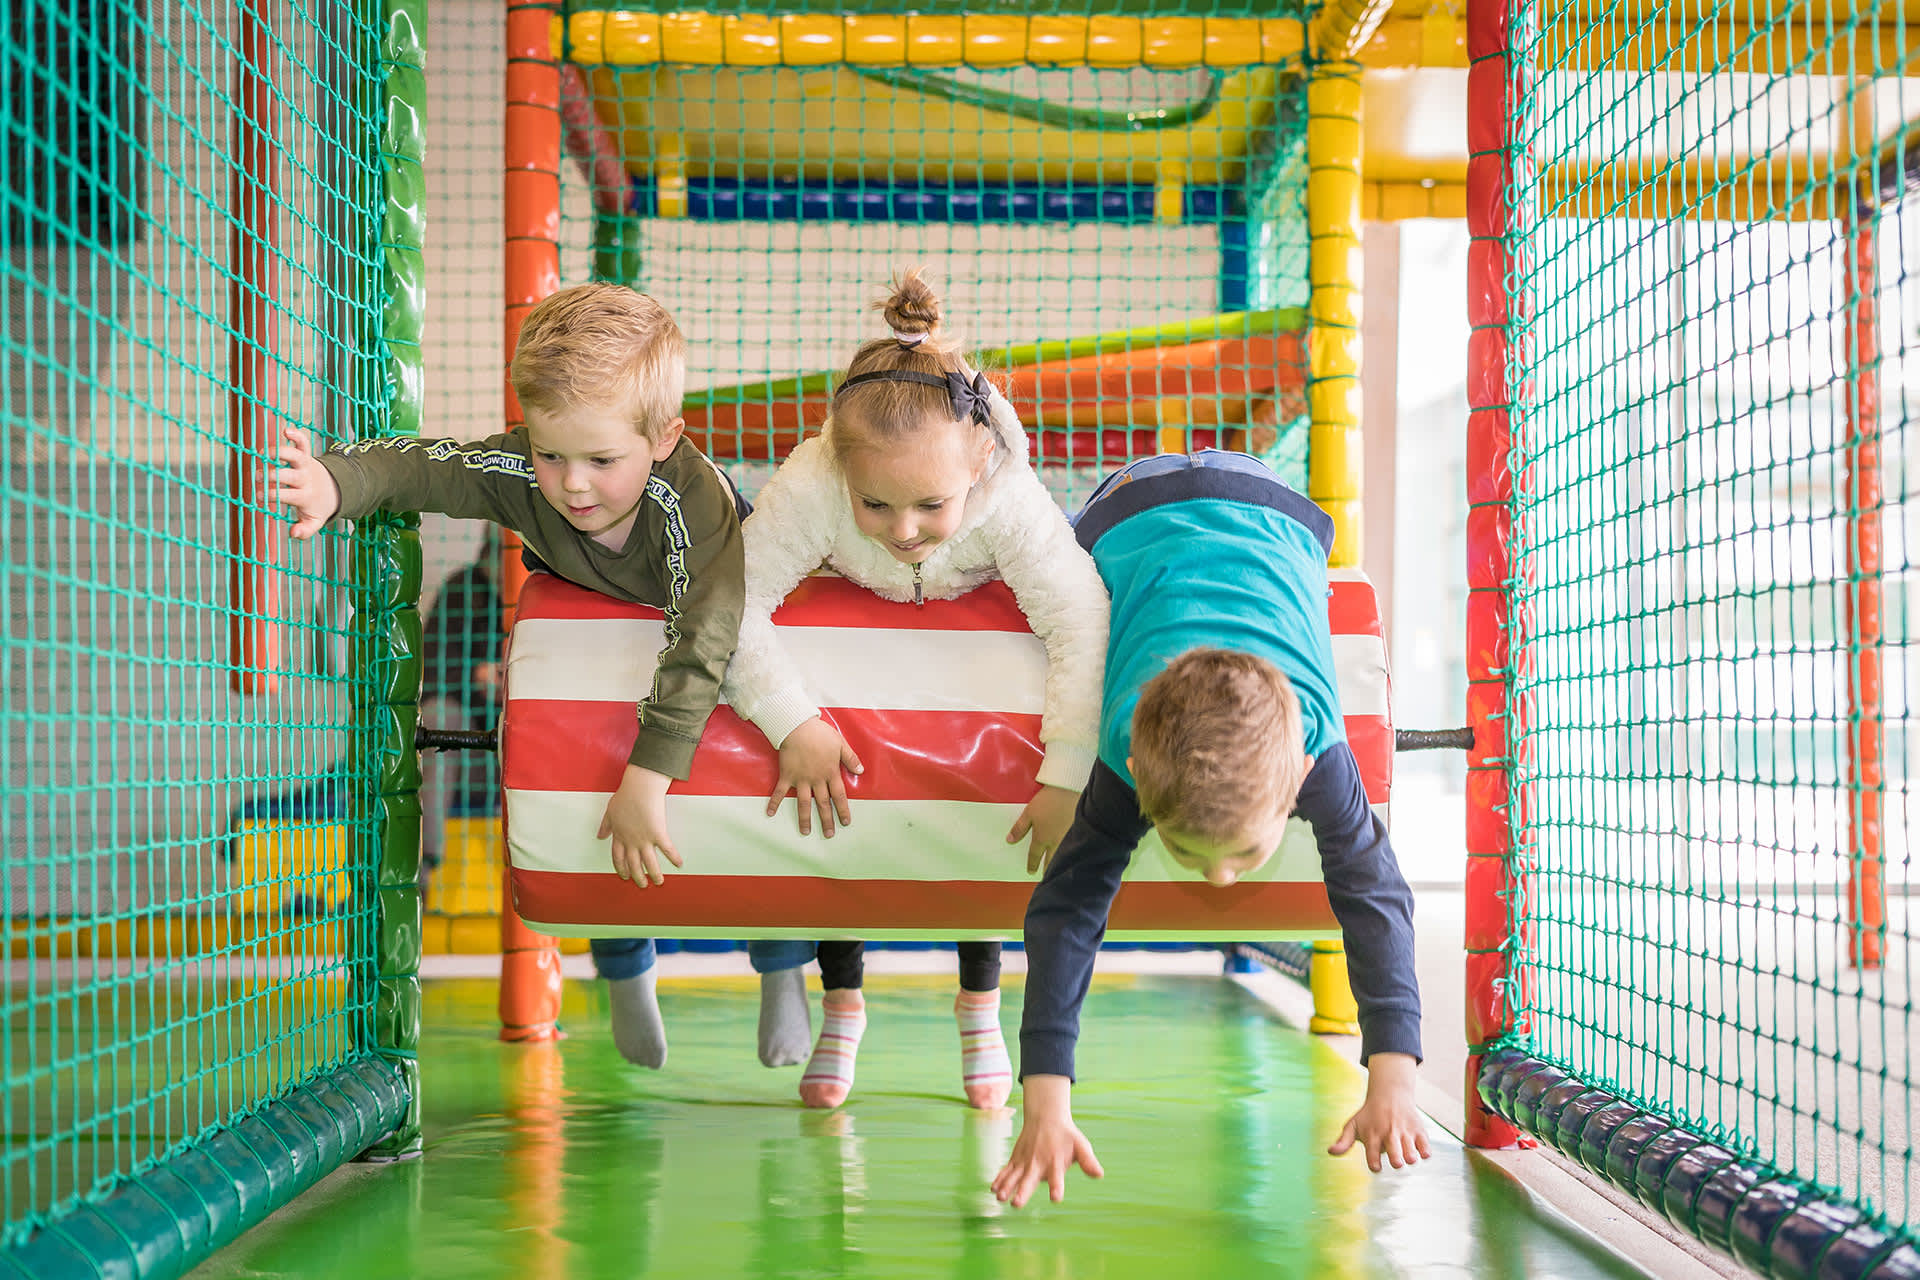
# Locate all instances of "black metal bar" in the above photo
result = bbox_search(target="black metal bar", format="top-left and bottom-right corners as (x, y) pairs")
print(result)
(1395, 727), (1474, 752)
(413, 726), (496, 754)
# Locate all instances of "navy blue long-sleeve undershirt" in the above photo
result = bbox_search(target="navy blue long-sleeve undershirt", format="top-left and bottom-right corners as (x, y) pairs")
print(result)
(1018, 746), (1423, 1081)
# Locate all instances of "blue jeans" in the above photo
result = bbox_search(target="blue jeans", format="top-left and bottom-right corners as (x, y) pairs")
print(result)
(590, 936), (656, 980)
(747, 939), (817, 973)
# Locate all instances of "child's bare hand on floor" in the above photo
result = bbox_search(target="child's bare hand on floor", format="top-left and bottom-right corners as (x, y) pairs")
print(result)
(270, 426), (340, 538)
(768, 716), (863, 838)
(601, 764), (682, 886)
(992, 1075), (1102, 1207)
(1007, 784), (1078, 874)
(1328, 1052), (1431, 1172)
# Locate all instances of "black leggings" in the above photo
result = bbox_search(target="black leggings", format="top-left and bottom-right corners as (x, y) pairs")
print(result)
(816, 941), (1001, 994)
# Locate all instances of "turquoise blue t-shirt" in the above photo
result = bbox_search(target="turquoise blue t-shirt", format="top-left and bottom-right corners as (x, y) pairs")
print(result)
(1093, 498), (1343, 784)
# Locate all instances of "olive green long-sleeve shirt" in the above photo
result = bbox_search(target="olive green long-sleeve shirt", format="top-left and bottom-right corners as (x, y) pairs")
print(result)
(319, 431), (745, 779)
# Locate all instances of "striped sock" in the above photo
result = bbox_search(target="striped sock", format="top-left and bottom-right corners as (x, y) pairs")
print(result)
(955, 989), (1012, 1109)
(799, 996), (866, 1109)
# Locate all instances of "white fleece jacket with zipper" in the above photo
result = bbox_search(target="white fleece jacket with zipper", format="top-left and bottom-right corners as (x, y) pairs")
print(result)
(720, 385), (1109, 794)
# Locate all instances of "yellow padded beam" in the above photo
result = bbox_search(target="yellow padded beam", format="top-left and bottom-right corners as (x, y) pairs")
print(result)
(557, 12), (1308, 67)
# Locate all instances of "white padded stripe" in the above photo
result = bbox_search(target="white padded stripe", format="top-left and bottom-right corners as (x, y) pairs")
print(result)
(506, 791), (1387, 885)
(509, 620), (1385, 720)
(1332, 633), (1390, 719)
(508, 618), (1048, 713)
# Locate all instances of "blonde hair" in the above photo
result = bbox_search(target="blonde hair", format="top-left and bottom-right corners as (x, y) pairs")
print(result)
(829, 268), (991, 464)
(1131, 649), (1309, 841)
(510, 283), (687, 440)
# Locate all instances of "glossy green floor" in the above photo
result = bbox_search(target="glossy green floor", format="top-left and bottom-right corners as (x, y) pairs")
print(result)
(190, 974), (1644, 1280)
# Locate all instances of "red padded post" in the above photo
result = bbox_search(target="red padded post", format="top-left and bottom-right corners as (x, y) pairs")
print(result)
(1464, 0), (1529, 1150)
(499, 0), (564, 1041)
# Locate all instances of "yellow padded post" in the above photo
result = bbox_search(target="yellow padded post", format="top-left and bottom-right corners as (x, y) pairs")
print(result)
(906, 15), (964, 64)
(844, 14), (908, 63)
(656, 136), (687, 218)
(1306, 60), (1366, 1038)
(659, 11), (723, 63)
(781, 15), (844, 64)
(722, 15), (782, 65)
(601, 11), (660, 64)
(963, 15), (1028, 65)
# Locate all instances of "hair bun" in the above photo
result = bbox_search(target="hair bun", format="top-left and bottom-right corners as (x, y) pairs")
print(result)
(877, 267), (943, 339)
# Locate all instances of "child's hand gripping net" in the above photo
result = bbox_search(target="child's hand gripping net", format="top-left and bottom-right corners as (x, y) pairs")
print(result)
(500, 572), (1392, 941)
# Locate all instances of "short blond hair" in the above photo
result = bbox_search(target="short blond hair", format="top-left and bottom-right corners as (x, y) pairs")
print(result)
(1132, 649), (1308, 840)
(510, 283), (687, 440)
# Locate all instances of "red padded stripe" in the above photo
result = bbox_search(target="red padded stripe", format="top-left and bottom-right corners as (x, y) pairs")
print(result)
(512, 870), (1338, 933)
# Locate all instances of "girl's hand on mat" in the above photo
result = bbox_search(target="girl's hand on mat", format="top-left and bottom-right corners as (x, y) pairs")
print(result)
(601, 764), (682, 887)
(768, 716), (863, 839)
(1328, 1053), (1431, 1172)
(992, 1076), (1103, 1206)
(1007, 785), (1078, 874)
(271, 426), (340, 539)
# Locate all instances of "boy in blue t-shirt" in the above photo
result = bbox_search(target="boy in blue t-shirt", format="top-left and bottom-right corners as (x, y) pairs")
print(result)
(992, 451), (1430, 1208)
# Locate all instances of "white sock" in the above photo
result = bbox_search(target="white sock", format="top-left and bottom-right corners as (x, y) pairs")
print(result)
(607, 970), (667, 1069)
(758, 967), (812, 1068)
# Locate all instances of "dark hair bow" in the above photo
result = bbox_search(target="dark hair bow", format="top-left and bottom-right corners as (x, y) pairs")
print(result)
(833, 369), (994, 428)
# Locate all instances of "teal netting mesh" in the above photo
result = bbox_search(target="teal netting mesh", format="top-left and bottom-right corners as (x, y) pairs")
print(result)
(1504, 0), (1917, 1232)
(2, 0), (390, 1245)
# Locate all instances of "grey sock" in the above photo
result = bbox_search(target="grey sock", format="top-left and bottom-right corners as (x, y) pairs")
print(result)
(607, 970), (668, 1069)
(757, 967), (812, 1068)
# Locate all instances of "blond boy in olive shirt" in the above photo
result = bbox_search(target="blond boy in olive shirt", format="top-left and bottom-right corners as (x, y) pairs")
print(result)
(274, 284), (745, 1069)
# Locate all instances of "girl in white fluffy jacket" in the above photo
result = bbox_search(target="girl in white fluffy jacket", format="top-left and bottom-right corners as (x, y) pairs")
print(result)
(722, 270), (1109, 1110)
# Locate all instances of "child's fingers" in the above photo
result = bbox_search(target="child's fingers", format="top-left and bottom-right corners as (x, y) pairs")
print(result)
(827, 774), (852, 829)
(839, 743), (864, 776)
(815, 787), (837, 839)
(1074, 1138), (1104, 1181)
(636, 844), (663, 886)
(1364, 1133), (1385, 1173)
(1027, 836), (1051, 876)
(289, 517), (320, 540)
(1005, 810), (1032, 845)
(1414, 1129), (1432, 1161)
(793, 783), (814, 836)
(281, 425), (309, 454)
(1046, 1164), (1068, 1204)
(1327, 1116), (1358, 1156)
(598, 810), (615, 843)
(766, 777), (791, 818)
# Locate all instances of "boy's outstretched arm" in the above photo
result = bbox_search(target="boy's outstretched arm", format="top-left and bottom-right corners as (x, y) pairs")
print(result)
(1297, 742), (1429, 1172)
(995, 764), (1147, 1206)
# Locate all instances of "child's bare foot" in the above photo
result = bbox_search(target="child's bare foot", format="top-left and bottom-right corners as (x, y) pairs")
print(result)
(956, 989), (1012, 1109)
(799, 990), (866, 1108)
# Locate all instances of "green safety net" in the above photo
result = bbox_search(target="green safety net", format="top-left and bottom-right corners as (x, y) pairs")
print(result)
(413, 0), (1315, 928)
(1501, 0), (1917, 1238)
(1, 0), (412, 1262)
